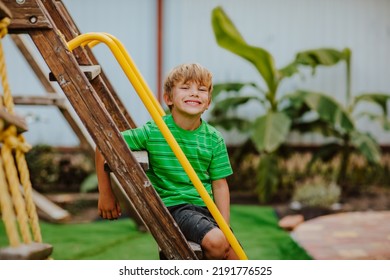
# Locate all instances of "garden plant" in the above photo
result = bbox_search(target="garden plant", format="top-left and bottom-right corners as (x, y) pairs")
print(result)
(210, 6), (390, 201)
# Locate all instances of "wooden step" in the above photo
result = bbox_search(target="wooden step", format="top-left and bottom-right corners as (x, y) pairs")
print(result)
(104, 150), (149, 172)
(17, 185), (71, 223)
(0, 108), (28, 133)
(49, 65), (101, 81)
(31, 187), (71, 223)
(13, 95), (66, 108)
(159, 241), (203, 260)
(0, 242), (53, 260)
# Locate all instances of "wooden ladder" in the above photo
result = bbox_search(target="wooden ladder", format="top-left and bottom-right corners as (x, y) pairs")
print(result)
(6, 6), (145, 227)
(4, 0), (198, 260)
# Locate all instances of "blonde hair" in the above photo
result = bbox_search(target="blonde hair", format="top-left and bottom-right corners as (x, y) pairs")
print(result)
(163, 63), (213, 110)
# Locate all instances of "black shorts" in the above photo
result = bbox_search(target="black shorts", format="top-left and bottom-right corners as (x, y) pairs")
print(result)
(168, 204), (218, 245)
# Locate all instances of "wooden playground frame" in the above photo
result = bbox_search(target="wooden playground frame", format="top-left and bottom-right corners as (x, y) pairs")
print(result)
(0, 0), (198, 260)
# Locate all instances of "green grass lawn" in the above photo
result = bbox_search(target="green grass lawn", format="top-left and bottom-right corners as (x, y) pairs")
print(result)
(0, 205), (311, 260)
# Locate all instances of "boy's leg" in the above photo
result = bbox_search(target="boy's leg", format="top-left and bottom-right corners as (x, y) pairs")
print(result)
(201, 228), (230, 259)
(168, 204), (237, 260)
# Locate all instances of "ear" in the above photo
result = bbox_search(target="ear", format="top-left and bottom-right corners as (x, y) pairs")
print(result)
(163, 93), (173, 107)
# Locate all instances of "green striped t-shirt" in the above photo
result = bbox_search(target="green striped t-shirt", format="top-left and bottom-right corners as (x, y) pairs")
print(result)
(121, 114), (233, 207)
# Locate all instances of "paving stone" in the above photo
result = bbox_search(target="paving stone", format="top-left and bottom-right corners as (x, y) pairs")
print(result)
(278, 214), (304, 231)
(292, 211), (390, 260)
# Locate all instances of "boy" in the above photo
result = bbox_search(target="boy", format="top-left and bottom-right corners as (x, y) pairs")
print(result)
(96, 63), (238, 260)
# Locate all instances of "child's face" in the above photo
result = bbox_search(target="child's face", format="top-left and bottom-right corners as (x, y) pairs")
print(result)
(164, 81), (211, 117)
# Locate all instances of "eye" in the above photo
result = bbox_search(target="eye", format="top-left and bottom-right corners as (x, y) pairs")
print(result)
(180, 84), (189, 89)
(199, 86), (208, 92)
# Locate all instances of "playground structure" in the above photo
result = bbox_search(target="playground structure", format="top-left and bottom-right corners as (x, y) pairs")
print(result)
(0, 5), (52, 259)
(0, 0), (247, 260)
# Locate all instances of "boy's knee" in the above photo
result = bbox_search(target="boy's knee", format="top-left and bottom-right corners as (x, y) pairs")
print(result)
(201, 228), (230, 259)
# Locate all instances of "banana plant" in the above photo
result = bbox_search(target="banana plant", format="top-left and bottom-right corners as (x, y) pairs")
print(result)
(286, 40), (390, 187)
(285, 89), (390, 188)
(210, 6), (389, 201)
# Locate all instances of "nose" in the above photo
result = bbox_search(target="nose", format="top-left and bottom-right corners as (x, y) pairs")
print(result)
(190, 87), (199, 96)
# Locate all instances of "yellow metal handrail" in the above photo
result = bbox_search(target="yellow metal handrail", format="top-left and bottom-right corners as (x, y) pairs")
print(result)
(67, 33), (248, 260)
(77, 33), (164, 117)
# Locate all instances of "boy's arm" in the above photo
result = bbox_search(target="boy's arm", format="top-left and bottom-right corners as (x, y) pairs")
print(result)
(212, 178), (231, 225)
(95, 148), (121, 220)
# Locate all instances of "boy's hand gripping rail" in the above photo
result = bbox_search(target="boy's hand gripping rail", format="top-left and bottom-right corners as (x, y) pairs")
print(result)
(67, 33), (248, 260)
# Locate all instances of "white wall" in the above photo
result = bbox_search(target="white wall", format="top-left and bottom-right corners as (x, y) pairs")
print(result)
(3, 0), (390, 146)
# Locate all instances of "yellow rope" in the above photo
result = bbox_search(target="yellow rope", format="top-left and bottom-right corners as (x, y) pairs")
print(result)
(0, 17), (43, 248)
(2, 138), (32, 244)
(0, 17), (11, 110)
(0, 155), (20, 247)
(16, 135), (42, 243)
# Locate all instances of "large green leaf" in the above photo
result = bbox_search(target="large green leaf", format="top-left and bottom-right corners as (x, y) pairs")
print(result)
(291, 119), (343, 138)
(212, 7), (278, 93)
(354, 93), (390, 115)
(212, 82), (259, 98)
(208, 116), (253, 132)
(251, 112), (291, 153)
(280, 93), (312, 119)
(349, 130), (381, 164)
(212, 96), (263, 116)
(294, 90), (355, 133)
(280, 48), (350, 78)
(296, 48), (350, 66)
(356, 112), (390, 131)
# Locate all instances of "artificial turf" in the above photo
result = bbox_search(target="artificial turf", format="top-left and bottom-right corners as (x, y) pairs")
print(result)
(0, 205), (311, 260)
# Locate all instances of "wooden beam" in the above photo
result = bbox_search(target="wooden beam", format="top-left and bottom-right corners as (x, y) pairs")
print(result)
(10, 34), (56, 93)
(12, 94), (94, 155)
(9, 32), (95, 154)
(13, 95), (66, 107)
(3, 0), (52, 32)
(57, 106), (95, 155)
(0, 108), (28, 132)
(0, 1), (12, 19)
(9, 32), (95, 155)
(31, 187), (71, 223)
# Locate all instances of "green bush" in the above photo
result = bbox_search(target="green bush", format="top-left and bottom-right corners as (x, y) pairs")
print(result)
(292, 177), (341, 208)
(25, 145), (94, 193)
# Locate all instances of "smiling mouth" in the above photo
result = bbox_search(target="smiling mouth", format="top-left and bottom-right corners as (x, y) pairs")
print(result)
(185, 100), (201, 105)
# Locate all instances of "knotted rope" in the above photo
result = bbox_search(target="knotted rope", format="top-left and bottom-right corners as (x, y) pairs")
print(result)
(0, 17), (43, 249)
